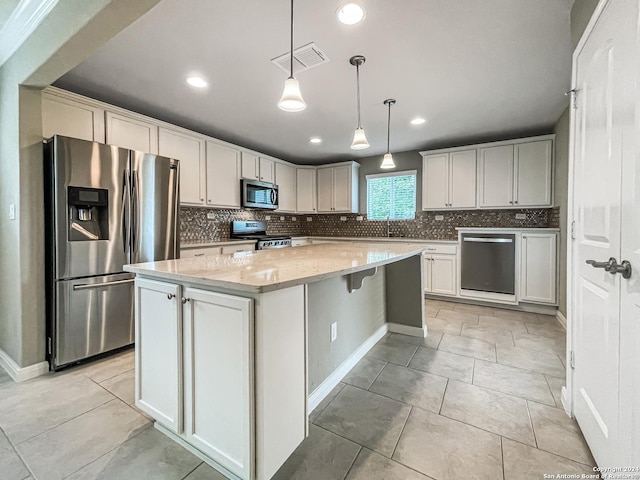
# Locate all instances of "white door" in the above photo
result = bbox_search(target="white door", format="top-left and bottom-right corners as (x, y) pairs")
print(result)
(206, 142), (241, 208)
(570, 0), (638, 466)
(134, 278), (182, 434)
(159, 128), (206, 206)
(275, 163), (296, 212)
(514, 140), (553, 207)
(317, 168), (334, 212)
(183, 288), (253, 480)
(105, 112), (158, 153)
(477, 145), (514, 207)
(422, 154), (449, 209)
(431, 255), (457, 296)
(296, 168), (317, 213)
(449, 150), (477, 209)
(332, 165), (351, 212)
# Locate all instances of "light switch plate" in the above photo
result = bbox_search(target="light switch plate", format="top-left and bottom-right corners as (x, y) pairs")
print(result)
(435, 215), (444, 221)
(330, 322), (337, 342)
(280, 216), (285, 221)
(515, 213), (526, 220)
(206, 212), (216, 220)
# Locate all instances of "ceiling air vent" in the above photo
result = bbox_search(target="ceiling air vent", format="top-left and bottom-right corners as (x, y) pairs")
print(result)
(271, 42), (330, 75)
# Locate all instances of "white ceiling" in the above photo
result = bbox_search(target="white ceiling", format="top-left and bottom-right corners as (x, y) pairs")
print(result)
(55, 0), (572, 164)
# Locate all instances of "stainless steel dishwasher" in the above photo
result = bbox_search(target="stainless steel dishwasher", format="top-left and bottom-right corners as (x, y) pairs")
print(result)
(460, 233), (516, 294)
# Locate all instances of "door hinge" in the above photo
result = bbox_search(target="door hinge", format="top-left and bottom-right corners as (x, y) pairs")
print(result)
(565, 88), (578, 109)
(47, 337), (52, 355)
(570, 350), (575, 369)
(571, 220), (576, 239)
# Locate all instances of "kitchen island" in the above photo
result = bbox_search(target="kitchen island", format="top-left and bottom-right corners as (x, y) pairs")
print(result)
(124, 242), (426, 480)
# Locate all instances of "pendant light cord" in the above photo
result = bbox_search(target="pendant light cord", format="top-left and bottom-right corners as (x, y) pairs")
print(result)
(289, 0), (294, 79)
(386, 101), (391, 153)
(356, 62), (362, 128)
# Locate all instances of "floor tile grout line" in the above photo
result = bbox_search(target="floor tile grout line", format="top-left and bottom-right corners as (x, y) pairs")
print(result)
(179, 461), (205, 480)
(500, 436), (506, 480)
(501, 436), (597, 469)
(311, 423), (374, 455)
(525, 399), (540, 449)
(1, 427), (36, 480)
(310, 383), (346, 421)
(365, 363), (388, 390)
(390, 406), (412, 460)
(542, 374), (561, 408)
(404, 345), (420, 368)
(340, 446), (363, 480)
(438, 379), (449, 415)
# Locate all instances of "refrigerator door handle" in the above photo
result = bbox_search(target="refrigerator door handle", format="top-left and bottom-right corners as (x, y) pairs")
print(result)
(131, 170), (139, 256)
(122, 168), (130, 259)
(73, 278), (135, 291)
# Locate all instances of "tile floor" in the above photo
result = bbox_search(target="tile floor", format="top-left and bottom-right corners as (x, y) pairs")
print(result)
(0, 299), (595, 480)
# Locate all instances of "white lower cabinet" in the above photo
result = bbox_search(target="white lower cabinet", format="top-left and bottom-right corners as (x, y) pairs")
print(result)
(180, 247), (222, 258)
(422, 245), (458, 296)
(222, 243), (255, 254)
(520, 232), (557, 304)
(183, 288), (254, 479)
(135, 278), (182, 434)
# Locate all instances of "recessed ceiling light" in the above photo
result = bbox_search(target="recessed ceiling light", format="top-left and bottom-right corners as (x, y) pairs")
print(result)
(410, 117), (426, 125)
(337, 3), (366, 25)
(186, 76), (208, 88)
(309, 137), (322, 144)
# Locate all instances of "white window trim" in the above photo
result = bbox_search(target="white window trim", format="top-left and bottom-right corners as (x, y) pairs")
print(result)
(366, 170), (417, 220)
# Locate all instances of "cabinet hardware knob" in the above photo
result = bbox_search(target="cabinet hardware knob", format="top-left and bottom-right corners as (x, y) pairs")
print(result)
(181, 297), (190, 304)
(509, 201), (513, 204)
(514, 201), (518, 204)
(167, 293), (175, 300)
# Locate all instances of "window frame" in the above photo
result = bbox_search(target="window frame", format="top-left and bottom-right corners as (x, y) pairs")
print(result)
(365, 169), (417, 221)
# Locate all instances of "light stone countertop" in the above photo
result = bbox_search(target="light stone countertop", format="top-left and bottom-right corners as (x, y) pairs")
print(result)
(125, 242), (426, 294)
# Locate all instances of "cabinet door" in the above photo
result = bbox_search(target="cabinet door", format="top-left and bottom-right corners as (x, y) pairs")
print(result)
(275, 163), (297, 212)
(42, 93), (105, 142)
(449, 150), (477, 209)
(520, 233), (557, 304)
(183, 288), (253, 480)
(105, 112), (158, 153)
(423, 254), (433, 293)
(332, 165), (352, 212)
(134, 278), (182, 434)
(296, 168), (317, 213)
(514, 140), (553, 207)
(431, 255), (457, 296)
(478, 145), (514, 208)
(317, 168), (334, 213)
(260, 157), (275, 183)
(159, 128), (206, 206)
(221, 243), (255, 254)
(206, 142), (241, 208)
(422, 154), (449, 209)
(241, 152), (259, 179)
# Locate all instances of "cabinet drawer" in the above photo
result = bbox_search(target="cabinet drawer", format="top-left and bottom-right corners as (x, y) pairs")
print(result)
(180, 247), (222, 258)
(423, 244), (457, 255)
(221, 244), (255, 254)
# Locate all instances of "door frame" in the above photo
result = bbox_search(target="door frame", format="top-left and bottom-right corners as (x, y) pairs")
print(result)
(565, 0), (613, 417)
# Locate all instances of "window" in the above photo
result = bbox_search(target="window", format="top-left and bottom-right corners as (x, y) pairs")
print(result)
(366, 170), (417, 220)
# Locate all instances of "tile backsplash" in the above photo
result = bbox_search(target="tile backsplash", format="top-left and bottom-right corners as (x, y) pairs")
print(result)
(180, 207), (552, 244)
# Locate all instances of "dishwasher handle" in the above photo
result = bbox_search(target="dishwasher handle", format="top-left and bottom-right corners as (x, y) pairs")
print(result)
(462, 237), (513, 243)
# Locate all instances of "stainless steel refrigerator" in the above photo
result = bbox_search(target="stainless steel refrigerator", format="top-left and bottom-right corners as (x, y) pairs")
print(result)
(44, 135), (180, 370)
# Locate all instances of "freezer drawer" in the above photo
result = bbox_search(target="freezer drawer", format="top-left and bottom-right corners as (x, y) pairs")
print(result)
(53, 273), (134, 369)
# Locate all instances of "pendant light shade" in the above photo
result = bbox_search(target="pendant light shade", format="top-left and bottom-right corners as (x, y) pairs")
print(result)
(349, 55), (370, 150)
(381, 99), (396, 169)
(278, 0), (306, 112)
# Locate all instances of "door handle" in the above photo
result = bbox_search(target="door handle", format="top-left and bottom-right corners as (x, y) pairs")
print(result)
(586, 258), (633, 279)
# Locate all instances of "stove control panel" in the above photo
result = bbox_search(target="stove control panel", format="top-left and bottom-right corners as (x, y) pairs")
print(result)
(257, 239), (292, 250)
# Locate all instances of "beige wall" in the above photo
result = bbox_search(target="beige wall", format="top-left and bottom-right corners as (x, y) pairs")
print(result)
(0, 0), (161, 369)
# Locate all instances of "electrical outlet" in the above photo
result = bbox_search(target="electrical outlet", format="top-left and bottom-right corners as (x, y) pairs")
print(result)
(356, 215), (364, 221)
(515, 213), (526, 220)
(435, 215), (444, 221)
(280, 216), (285, 221)
(8, 203), (15, 220)
(292, 216), (297, 221)
(206, 211), (216, 220)
(265, 215), (271, 220)
(340, 216), (347, 221)
(330, 322), (338, 342)
(307, 217), (313, 222)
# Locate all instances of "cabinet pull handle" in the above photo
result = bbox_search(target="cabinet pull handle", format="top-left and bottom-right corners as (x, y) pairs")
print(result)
(194, 253), (205, 257)
(182, 297), (190, 304)
(167, 293), (175, 300)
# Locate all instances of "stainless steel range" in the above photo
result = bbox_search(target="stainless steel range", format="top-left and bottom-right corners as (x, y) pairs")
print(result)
(230, 221), (291, 249)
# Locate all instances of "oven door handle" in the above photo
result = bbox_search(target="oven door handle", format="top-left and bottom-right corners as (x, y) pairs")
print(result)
(463, 237), (513, 243)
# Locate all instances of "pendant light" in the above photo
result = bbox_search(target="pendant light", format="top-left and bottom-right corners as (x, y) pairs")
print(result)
(349, 55), (370, 149)
(380, 99), (396, 169)
(278, 0), (306, 112)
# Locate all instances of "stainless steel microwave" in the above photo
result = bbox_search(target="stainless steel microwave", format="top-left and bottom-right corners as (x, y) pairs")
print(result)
(241, 179), (279, 210)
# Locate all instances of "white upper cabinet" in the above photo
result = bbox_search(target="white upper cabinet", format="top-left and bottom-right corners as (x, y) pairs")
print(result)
(296, 168), (317, 213)
(514, 140), (553, 207)
(105, 111), (158, 154)
(422, 150), (476, 210)
(477, 136), (554, 209)
(275, 162), (296, 212)
(158, 127), (206, 206)
(206, 142), (241, 208)
(316, 162), (359, 213)
(42, 91), (105, 142)
(241, 153), (275, 183)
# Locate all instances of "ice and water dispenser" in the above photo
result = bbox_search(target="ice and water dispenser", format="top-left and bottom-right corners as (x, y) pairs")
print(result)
(67, 186), (109, 241)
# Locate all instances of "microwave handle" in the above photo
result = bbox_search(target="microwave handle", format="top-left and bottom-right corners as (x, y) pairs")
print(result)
(271, 189), (277, 206)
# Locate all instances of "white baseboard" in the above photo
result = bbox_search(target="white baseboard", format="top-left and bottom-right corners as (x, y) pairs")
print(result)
(0, 348), (49, 383)
(387, 323), (426, 338)
(556, 310), (567, 330)
(308, 323), (388, 413)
